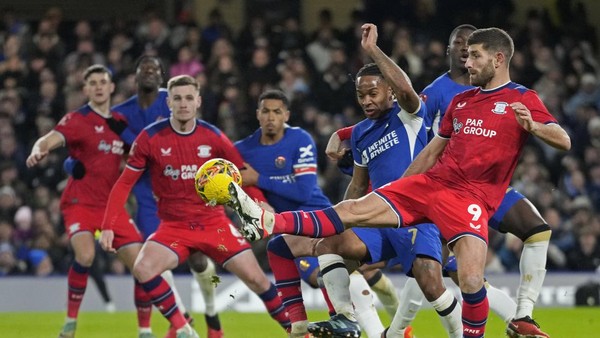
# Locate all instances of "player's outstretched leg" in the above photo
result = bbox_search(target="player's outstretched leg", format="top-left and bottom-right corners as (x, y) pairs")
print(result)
(228, 182), (274, 240)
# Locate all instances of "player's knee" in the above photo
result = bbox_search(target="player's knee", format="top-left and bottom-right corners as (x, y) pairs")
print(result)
(132, 260), (154, 282)
(314, 237), (340, 256)
(74, 251), (95, 267)
(413, 258), (445, 301)
(521, 224), (551, 243)
(457, 272), (484, 293)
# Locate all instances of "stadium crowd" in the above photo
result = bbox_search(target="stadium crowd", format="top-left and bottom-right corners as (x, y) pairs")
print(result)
(0, 1), (599, 278)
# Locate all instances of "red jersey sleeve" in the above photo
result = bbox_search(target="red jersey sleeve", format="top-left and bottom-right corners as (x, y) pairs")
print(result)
(126, 132), (151, 171)
(54, 112), (81, 145)
(102, 167), (142, 230)
(521, 90), (558, 125)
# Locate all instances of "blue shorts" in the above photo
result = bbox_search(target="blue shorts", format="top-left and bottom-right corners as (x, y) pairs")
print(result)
(353, 223), (442, 276)
(488, 186), (525, 230)
(132, 173), (160, 239)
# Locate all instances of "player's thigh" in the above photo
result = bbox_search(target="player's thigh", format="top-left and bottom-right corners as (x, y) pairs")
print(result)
(70, 231), (96, 265)
(134, 240), (180, 280)
(451, 236), (487, 293)
(498, 198), (546, 240)
(334, 193), (399, 227)
(116, 242), (143, 270)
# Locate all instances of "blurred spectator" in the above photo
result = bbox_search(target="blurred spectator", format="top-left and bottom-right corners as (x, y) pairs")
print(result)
(169, 44), (204, 78)
(200, 8), (233, 59)
(564, 73), (600, 116)
(566, 226), (600, 271)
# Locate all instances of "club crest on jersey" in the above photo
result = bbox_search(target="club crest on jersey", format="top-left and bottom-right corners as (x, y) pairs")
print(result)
(197, 145), (212, 158)
(94, 125), (104, 133)
(453, 118), (463, 134)
(275, 156), (286, 168)
(492, 102), (508, 114)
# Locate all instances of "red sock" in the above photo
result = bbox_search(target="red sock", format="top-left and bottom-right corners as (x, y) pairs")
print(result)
(267, 240), (306, 324)
(140, 275), (187, 329)
(134, 280), (152, 328)
(274, 208), (344, 237)
(258, 283), (291, 329)
(67, 261), (89, 318)
(462, 287), (489, 338)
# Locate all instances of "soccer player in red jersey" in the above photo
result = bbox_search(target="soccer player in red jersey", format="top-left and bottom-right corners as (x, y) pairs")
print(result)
(228, 26), (571, 338)
(26, 65), (157, 338)
(101, 75), (290, 338)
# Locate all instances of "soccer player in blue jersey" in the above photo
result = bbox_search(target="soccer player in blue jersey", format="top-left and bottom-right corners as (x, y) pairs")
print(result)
(300, 25), (461, 338)
(236, 89), (391, 338)
(421, 24), (551, 338)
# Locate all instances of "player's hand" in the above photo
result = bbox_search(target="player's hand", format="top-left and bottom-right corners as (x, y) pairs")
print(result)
(99, 230), (116, 253)
(361, 23), (379, 54)
(26, 150), (48, 168)
(241, 162), (259, 186)
(510, 102), (537, 133)
(325, 132), (349, 161)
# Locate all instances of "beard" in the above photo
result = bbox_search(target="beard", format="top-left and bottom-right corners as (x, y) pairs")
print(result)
(469, 60), (495, 88)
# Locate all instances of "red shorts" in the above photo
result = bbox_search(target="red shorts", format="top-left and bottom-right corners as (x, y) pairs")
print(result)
(62, 204), (143, 249)
(148, 214), (251, 265)
(375, 174), (489, 244)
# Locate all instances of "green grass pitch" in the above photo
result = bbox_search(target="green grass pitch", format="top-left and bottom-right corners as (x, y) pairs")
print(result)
(0, 308), (597, 337)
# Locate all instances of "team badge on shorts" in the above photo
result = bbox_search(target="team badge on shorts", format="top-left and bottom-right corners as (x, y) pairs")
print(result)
(275, 156), (286, 168)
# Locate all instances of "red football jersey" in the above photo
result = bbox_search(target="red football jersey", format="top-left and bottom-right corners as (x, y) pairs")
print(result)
(126, 119), (244, 222)
(54, 104), (127, 208)
(429, 82), (557, 212)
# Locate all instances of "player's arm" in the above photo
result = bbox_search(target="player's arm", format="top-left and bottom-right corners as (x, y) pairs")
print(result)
(510, 102), (571, 151)
(361, 23), (420, 114)
(344, 165), (370, 199)
(100, 166), (143, 252)
(26, 131), (65, 167)
(403, 136), (448, 177)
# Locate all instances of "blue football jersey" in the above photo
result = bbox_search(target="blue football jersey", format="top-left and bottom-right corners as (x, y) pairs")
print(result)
(351, 101), (427, 189)
(421, 72), (473, 139)
(113, 89), (171, 146)
(235, 126), (331, 212)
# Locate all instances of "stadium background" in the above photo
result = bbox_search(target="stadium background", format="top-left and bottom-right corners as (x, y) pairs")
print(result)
(0, 0), (599, 320)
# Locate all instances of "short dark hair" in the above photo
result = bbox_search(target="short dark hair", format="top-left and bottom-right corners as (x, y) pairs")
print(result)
(467, 27), (514, 62)
(356, 63), (383, 79)
(449, 24), (477, 44)
(258, 89), (289, 108)
(83, 64), (112, 81)
(167, 75), (199, 92)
